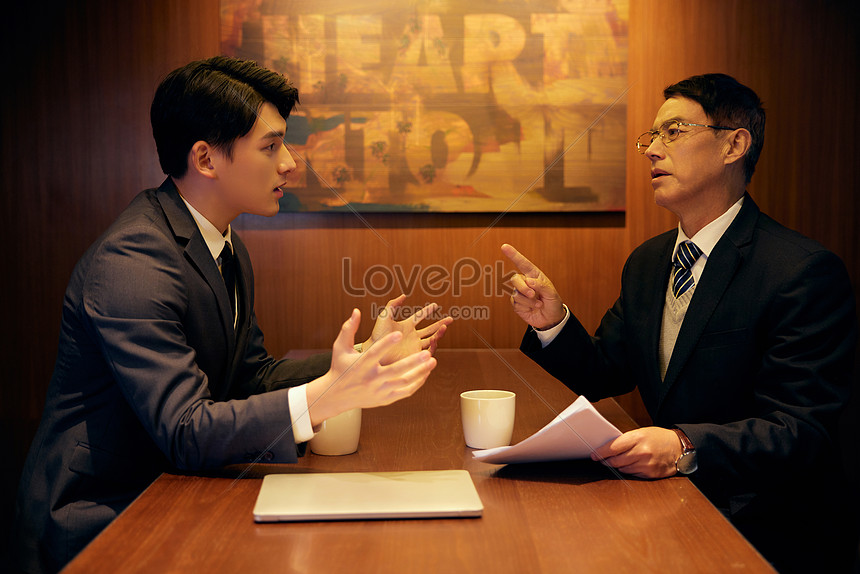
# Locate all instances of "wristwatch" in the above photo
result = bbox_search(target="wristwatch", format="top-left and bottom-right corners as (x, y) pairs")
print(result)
(673, 428), (698, 475)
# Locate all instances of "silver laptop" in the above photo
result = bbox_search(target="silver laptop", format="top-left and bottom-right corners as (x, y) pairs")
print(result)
(253, 470), (483, 522)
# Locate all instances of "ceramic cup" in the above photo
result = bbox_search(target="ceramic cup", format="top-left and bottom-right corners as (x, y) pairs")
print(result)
(309, 407), (362, 455)
(460, 390), (516, 449)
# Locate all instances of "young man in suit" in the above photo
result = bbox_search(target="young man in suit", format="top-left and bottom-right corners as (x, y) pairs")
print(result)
(13, 56), (451, 573)
(503, 74), (857, 572)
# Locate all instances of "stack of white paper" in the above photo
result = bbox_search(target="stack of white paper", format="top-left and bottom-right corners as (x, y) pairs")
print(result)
(471, 395), (622, 464)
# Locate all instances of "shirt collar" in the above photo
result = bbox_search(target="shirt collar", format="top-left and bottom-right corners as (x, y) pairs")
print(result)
(178, 195), (232, 261)
(674, 196), (744, 259)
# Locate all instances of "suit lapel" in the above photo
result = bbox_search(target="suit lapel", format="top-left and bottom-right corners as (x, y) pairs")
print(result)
(156, 179), (237, 350)
(657, 195), (759, 408)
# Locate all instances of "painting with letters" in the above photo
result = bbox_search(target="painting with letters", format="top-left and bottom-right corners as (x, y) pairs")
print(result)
(220, 0), (628, 212)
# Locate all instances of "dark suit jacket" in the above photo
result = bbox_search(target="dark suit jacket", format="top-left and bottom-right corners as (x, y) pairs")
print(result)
(521, 195), (857, 571)
(13, 179), (330, 573)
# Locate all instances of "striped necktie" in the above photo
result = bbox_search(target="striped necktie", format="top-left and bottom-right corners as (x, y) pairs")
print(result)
(671, 241), (703, 298)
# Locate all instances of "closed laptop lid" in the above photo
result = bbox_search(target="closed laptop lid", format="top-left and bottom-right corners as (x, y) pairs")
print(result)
(253, 470), (483, 522)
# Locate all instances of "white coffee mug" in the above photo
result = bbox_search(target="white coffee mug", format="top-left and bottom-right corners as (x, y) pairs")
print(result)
(309, 407), (362, 455)
(460, 390), (516, 449)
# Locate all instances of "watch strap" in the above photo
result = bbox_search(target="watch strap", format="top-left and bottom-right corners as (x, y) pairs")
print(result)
(673, 428), (694, 452)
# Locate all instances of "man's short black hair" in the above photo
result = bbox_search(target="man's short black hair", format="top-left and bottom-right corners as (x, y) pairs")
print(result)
(151, 56), (299, 178)
(664, 73), (765, 184)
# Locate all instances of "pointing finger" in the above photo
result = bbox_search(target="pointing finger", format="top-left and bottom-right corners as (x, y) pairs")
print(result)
(501, 243), (542, 279)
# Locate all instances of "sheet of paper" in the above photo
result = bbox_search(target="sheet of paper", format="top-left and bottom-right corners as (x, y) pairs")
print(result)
(471, 395), (622, 464)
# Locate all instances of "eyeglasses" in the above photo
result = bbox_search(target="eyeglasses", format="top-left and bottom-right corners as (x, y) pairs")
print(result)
(635, 121), (736, 153)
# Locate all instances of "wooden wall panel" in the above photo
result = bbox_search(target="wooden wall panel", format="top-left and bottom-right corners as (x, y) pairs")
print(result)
(236, 213), (624, 351)
(2, 0), (858, 557)
(627, 0), (859, 276)
(0, 0), (223, 558)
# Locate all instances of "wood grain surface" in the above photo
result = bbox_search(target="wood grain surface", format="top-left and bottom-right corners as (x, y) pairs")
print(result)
(63, 350), (774, 573)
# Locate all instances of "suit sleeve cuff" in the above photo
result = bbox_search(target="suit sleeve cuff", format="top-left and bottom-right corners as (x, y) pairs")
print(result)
(534, 304), (571, 347)
(288, 385), (315, 443)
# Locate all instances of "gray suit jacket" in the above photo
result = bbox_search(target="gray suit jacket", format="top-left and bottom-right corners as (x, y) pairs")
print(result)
(14, 179), (330, 573)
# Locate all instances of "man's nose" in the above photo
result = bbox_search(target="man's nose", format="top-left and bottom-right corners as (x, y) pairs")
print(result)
(645, 137), (665, 160)
(279, 143), (297, 173)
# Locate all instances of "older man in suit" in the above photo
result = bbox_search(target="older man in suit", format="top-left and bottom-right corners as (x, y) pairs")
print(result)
(13, 57), (451, 574)
(504, 74), (857, 573)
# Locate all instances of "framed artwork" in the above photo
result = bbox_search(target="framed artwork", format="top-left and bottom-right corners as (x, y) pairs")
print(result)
(221, 1), (628, 212)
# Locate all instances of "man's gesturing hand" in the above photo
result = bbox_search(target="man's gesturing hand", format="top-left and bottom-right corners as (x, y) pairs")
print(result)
(306, 308), (437, 427)
(501, 243), (566, 330)
(364, 294), (453, 364)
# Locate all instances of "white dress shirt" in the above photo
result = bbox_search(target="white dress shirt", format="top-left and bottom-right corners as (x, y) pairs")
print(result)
(180, 195), (315, 443)
(534, 196), (745, 348)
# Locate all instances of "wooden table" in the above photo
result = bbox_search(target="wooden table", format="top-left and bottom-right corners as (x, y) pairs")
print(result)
(63, 349), (774, 573)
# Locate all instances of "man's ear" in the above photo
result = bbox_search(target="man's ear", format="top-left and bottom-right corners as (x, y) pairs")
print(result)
(188, 141), (217, 179)
(723, 128), (752, 168)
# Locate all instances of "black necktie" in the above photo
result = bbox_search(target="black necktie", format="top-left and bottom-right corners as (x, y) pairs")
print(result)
(671, 241), (703, 298)
(219, 243), (236, 318)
